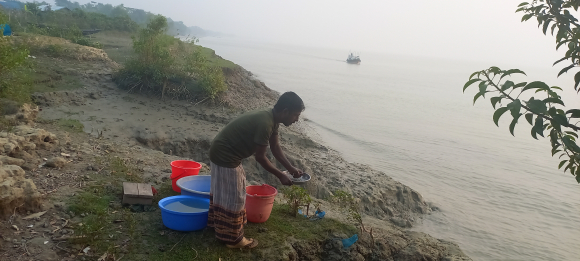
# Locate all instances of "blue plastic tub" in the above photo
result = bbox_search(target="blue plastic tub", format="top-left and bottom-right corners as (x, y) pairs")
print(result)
(158, 195), (209, 231)
(177, 175), (211, 199)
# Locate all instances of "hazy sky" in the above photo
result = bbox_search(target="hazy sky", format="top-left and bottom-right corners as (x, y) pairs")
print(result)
(62, 0), (566, 66)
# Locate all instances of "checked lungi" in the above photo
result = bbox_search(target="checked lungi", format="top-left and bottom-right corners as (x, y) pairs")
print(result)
(207, 162), (247, 244)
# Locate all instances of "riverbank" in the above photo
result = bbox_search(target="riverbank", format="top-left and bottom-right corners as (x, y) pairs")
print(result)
(0, 32), (471, 260)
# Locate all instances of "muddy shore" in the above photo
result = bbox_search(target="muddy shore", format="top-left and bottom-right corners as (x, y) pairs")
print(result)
(0, 35), (471, 260)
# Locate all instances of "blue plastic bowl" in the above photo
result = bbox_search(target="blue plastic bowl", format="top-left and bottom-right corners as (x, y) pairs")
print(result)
(158, 195), (209, 231)
(177, 175), (211, 199)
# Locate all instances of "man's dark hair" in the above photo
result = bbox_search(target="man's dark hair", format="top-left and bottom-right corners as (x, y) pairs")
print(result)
(274, 92), (305, 112)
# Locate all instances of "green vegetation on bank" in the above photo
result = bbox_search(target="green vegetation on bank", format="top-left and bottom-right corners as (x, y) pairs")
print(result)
(114, 16), (228, 99)
(65, 154), (356, 261)
(52, 0), (209, 37)
(464, 1), (580, 184)
(3, 2), (137, 48)
(0, 11), (32, 109)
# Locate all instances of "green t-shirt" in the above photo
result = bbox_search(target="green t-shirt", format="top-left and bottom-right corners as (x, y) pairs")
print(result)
(209, 109), (279, 168)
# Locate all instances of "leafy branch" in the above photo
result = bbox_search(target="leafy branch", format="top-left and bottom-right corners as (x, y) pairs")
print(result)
(330, 190), (374, 245)
(281, 185), (312, 217)
(464, 1), (580, 184)
(465, 66), (580, 183)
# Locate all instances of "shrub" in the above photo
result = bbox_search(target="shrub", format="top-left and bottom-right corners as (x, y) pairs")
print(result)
(115, 15), (227, 100)
(0, 11), (32, 105)
(281, 185), (312, 217)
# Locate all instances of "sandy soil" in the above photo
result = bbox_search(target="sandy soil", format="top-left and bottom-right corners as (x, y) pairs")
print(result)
(0, 35), (471, 260)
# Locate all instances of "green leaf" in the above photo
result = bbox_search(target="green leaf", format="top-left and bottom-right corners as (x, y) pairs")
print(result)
(501, 80), (515, 91)
(553, 56), (568, 66)
(463, 79), (480, 92)
(527, 98), (548, 114)
(563, 136), (580, 153)
(531, 128), (539, 140)
(493, 107), (509, 126)
(543, 98), (565, 106)
(469, 71), (480, 80)
(559, 160), (568, 169)
(518, 2), (528, 7)
(551, 86), (563, 91)
(522, 81), (550, 92)
(551, 23), (558, 35)
(542, 19), (551, 35)
(566, 131), (579, 138)
(509, 114), (522, 136)
(522, 13), (534, 22)
(566, 109), (580, 118)
(478, 81), (488, 93)
(473, 92), (484, 104)
(469, 71), (481, 80)
(489, 66), (501, 74)
(558, 64), (576, 77)
(500, 69), (526, 80)
(534, 116), (545, 137)
(514, 82), (527, 89)
(556, 39), (570, 50)
(525, 113), (534, 125)
(507, 100), (522, 117)
(565, 161), (574, 172)
(553, 114), (568, 125)
(574, 71), (580, 90)
(491, 97), (503, 109)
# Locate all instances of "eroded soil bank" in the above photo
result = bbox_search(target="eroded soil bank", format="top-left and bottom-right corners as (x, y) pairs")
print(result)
(0, 34), (471, 261)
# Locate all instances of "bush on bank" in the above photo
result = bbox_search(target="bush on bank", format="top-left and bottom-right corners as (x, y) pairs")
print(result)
(114, 15), (227, 100)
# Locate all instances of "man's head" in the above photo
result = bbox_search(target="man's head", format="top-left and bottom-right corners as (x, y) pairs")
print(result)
(273, 92), (305, 126)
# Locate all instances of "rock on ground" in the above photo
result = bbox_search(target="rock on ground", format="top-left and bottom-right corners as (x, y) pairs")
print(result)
(0, 125), (58, 217)
(0, 164), (41, 217)
(3, 103), (39, 125)
(46, 157), (67, 168)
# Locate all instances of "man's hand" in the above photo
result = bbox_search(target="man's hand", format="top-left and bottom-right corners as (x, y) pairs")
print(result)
(288, 166), (303, 178)
(278, 175), (293, 186)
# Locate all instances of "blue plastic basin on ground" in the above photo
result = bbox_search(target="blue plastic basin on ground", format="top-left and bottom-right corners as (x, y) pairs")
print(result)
(158, 195), (209, 231)
(177, 175), (211, 199)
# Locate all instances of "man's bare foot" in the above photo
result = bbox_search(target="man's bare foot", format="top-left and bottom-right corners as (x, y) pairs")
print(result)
(226, 237), (258, 249)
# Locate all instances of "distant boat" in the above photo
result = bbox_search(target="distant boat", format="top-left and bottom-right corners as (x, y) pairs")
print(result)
(346, 53), (361, 64)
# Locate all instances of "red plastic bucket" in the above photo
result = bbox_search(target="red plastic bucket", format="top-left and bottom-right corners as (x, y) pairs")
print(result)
(170, 160), (202, 192)
(246, 184), (278, 223)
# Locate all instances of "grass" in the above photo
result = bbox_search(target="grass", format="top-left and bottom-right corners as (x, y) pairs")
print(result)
(91, 31), (135, 64)
(56, 119), (84, 133)
(64, 154), (356, 261)
(27, 63), (82, 93)
(196, 45), (238, 69)
(91, 30), (238, 69)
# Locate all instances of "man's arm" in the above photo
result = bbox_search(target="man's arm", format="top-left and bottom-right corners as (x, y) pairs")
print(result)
(269, 134), (303, 177)
(255, 144), (293, 186)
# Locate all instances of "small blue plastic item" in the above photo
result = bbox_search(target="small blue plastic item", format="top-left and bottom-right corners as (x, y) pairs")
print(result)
(158, 195), (210, 231)
(177, 175), (211, 199)
(342, 234), (358, 248)
(0, 24), (12, 36)
(297, 209), (326, 220)
(312, 210), (325, 220)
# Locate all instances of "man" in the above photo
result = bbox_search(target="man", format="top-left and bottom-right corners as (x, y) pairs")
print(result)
(207, 91), (305, 249)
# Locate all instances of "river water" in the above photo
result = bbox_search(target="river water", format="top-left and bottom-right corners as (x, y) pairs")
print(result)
(198, 37), (580, 261)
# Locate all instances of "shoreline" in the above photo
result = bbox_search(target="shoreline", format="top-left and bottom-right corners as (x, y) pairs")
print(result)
(0, 33), (472, 260)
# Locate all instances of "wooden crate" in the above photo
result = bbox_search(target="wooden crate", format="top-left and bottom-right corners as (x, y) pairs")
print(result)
(122, 182), (153, 205)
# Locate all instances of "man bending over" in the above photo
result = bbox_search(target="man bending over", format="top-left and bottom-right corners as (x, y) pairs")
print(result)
(207, 91), (305, 249)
